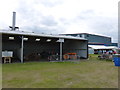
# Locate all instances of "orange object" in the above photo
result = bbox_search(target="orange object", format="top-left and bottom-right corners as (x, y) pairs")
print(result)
(63, 53), (77, 60)
(63, 54), (69, 60)
(67, 53), (76, 55)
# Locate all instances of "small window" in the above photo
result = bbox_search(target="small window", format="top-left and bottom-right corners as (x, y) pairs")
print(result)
(77, 35), (80, 37)
(79, 35), (81, 37)
(87, 34), (89, 37)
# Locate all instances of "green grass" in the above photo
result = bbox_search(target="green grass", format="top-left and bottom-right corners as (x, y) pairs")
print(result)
(0, 64), (2, 89)
(2, 54), (118, 88)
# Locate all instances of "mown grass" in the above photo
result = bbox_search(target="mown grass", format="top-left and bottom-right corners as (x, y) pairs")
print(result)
(2, 54), (118, 88)
(0, 64), (2, 89)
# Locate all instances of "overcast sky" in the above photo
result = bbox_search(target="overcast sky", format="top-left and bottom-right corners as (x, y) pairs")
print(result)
(0, 0), (119, 43)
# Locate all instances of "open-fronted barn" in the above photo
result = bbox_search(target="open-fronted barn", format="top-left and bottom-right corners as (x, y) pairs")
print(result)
(1, 30), (88, 63)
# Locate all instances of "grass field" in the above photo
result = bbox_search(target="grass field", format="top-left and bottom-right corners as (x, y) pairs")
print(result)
(2, 54), (118, 88)
(0, 64), (2, 89)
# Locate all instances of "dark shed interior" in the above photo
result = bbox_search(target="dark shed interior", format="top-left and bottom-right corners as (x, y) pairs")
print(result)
(2, 33), (88, 62)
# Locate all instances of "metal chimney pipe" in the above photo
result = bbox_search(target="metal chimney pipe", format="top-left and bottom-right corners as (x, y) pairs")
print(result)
(12, 12), (16, 30)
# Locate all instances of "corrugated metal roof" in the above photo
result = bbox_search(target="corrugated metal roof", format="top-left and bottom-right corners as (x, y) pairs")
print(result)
(0, 29), (87, 40)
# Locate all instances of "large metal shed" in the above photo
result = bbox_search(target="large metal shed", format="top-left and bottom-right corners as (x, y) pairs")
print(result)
(1, 30), (88, 63)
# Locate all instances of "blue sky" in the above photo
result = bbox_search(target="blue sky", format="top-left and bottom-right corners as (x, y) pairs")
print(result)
(0, 0), (119, 43)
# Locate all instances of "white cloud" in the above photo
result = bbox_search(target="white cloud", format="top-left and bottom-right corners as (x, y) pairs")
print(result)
(0, 0), (119, 42)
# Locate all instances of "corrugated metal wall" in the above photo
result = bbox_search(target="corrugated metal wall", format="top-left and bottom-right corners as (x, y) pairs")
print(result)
(63, 39), (88, 58)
